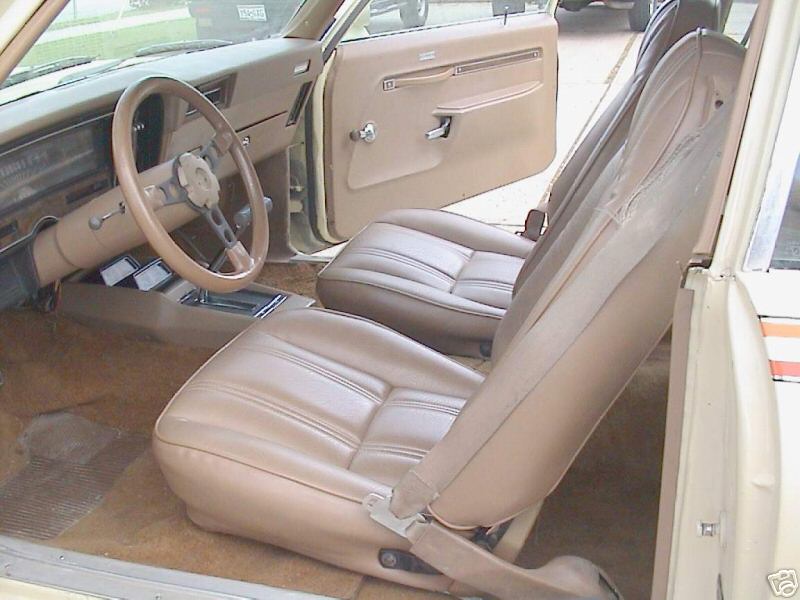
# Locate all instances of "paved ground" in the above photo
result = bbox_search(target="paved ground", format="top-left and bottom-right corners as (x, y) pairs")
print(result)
(446, 5), (642, 231)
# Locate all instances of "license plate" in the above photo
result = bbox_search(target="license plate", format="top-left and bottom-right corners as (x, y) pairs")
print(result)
(237, 5), (268, 22)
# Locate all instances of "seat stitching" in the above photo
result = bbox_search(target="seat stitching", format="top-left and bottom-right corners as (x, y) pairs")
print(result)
(346, 247), (459, 286)
(455, 279), (515, 291)
(470, 248), (531, 260)
(153, 435), (369, 505)
(236, 340), (384, 406)
(449, 253), (474, 293)
(185, 381), (360, 449)
(373, 222), (474, 260)
(318, 274), (506, 319)
(354, 445), (427, 461)
(383, 397), (462, 417)
(346, 381), (395, 470)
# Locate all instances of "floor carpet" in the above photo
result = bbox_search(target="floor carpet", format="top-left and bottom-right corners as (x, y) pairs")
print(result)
(0, 263), (668, 599)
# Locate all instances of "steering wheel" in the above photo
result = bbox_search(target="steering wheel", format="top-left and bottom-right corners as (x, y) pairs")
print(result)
(112, 76), (269, 294)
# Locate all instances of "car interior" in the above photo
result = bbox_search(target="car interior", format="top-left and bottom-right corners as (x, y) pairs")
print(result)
(0, 0), (758, 598)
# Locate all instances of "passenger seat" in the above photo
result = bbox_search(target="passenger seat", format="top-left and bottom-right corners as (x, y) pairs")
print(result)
(317, 0), (719, 357)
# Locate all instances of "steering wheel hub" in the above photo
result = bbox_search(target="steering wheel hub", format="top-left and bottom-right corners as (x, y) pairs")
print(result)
(177, 152), (220, 209)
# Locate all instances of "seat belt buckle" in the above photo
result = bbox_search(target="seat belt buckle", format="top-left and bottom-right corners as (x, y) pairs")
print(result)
(364, 493), (426, 539)
(520, 209), (546, 241)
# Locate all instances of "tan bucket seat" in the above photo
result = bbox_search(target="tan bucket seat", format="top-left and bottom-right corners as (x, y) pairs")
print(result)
(154, 31), (743, 599)
(316, 0), (720, 358)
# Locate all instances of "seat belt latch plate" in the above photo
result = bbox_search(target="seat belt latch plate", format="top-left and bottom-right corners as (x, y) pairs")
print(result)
(364, 493), (426, 539)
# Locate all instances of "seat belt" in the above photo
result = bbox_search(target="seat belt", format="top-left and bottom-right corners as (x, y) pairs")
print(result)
(364, 123), (712, 600)
(393, 129), (710, 516)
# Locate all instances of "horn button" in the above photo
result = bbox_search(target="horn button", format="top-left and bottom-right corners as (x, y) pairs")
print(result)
(177, 152), (221, 209)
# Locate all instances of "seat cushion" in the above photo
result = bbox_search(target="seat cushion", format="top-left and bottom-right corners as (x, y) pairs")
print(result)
(153, 308), (483, 590)
(317, 209), (534, 357)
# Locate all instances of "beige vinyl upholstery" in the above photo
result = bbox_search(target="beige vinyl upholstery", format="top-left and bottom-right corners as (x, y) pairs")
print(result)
(316, 0), (720, 357)
(315, 209), (534, 357)
(154, 30), (744, 596)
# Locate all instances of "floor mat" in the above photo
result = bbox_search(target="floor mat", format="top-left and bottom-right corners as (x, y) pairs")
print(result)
(0, 413), (147, 540)
(52, 449), (364, 599)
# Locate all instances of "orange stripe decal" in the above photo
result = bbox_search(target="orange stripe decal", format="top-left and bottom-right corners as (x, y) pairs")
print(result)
(770, 361), (800, 378)
(761, 322), (800, 338)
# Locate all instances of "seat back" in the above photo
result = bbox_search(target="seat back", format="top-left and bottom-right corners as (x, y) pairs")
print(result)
(513, 0), (720, 293)
(396, 31), (744, 528)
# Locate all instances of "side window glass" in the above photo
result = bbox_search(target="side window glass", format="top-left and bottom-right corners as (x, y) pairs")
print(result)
(747, 50), (800, 272)
(343, 0), (548, 42)
(771, 156), (800, 270)
(723, 0), (758, 44)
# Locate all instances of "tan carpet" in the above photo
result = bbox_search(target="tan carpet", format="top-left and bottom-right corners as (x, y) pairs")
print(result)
(0, 309), (212, 433)
(0, 306), (366, 598)
(0, 274), (670, 600)
(519, 338), (670, 600)
(0, 410), (27, 483)
(257, 260), (323, 303)
(52, 449), (364, 598)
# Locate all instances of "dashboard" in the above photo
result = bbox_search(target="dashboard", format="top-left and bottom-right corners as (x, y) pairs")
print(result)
(0, 96), (163, 252)
(0, 116), (113, 249)
(0, 37), (323, 309)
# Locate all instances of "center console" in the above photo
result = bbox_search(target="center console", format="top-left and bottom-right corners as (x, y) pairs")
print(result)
(59, 254), (316, 349)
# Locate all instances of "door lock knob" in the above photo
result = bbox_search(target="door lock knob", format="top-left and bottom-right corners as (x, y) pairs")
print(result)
(350, 122), (377, 143)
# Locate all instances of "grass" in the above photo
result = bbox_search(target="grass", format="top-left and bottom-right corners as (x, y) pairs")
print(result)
(49, 5), (185, 31)
(21, 17), (198, 68)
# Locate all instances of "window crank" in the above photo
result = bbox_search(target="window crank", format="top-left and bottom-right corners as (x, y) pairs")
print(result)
(88, 202), (126, 231)
(350, 122), (377, 143)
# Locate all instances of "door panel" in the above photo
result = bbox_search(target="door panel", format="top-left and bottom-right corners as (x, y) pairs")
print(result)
(323, 13), (557, 240)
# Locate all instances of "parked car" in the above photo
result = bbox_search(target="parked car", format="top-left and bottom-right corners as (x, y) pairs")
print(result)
(188, 0), (305, 40)
(370, 0), (429, 28)
(188, 0), (429, 40)
(560, 0), (658, 31)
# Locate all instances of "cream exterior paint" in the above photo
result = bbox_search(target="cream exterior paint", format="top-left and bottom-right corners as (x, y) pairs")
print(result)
(667, 0), (800, 597)
(0, 578), (99, 600)
(0, 0), (42, 52)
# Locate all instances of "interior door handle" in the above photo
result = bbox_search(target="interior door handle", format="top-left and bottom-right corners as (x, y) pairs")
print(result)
(425, 117), (452, 140)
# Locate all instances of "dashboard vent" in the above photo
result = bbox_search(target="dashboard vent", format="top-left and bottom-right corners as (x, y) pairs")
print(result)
(186, 78), (232, 117)
(286, 82), (312, 127)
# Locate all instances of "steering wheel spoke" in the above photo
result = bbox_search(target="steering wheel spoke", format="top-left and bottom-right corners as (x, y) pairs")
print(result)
(203, 205), (238, 249)
(225, 241), (256, 275)
(156, 171), (188, 206)
(201, 129), (235, 172)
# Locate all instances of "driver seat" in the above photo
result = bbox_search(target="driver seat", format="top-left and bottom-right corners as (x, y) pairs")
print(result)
(154, 32), (743, 597)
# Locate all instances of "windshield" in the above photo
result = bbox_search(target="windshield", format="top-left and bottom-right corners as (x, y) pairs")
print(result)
(0, 0), (306, 106)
